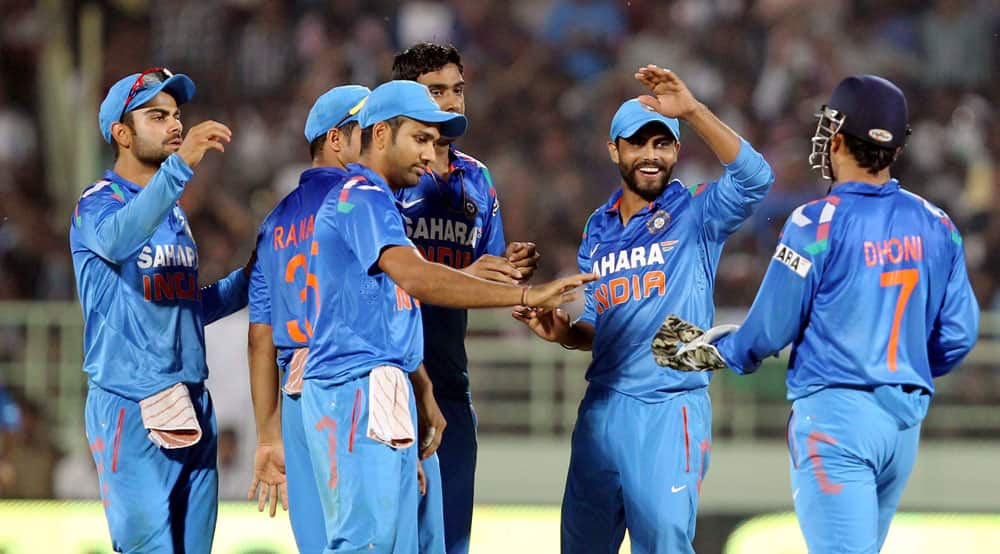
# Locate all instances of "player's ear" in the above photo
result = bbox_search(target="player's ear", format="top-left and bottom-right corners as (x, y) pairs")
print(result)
(607, 140), (619, 164)
(111, 122), (132, 149)
(830, 133), (843, 153)
(373, 121), (390, 150)
(326, 128), (341, 153)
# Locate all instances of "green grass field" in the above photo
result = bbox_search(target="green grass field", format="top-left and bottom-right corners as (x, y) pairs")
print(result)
(1, 501), (998, 553)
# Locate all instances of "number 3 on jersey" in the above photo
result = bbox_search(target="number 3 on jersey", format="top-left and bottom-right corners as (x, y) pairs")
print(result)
(285, 241), (320, 343)
(879, 269), (919, 372)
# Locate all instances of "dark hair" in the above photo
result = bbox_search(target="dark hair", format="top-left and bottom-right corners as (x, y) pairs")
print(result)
(392, 43), (463, 81)
(360, 117), (405, 153)
(842, 133), (898, 174)
(111, 112), (136, 161)
(309, 121), (360, 160)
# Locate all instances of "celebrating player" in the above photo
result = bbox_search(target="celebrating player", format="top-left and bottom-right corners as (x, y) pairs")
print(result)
(515, 65), (774, 553)
(246, 84), (370, 552)
(392, 42), (539, 554)
(665, 75), (979, 553)
(70, 68), (250, 552)
(300, 80), (595, 553)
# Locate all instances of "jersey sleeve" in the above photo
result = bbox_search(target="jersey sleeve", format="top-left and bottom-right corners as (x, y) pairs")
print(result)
(927, 238), (979, 377)
(716, 201), (827, 374)
(248, 225), (272, 325)
(201, 267), (250, 325)
(333, 178), (414, 274)
(697, 138), (774, 242)
(479, 165), (507, 257)
(575, 211), (600, 326)
(72, 154), (191, 263)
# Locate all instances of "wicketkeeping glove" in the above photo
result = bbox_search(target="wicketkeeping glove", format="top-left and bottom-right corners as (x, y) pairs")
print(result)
(674, 323), (739, 372)
(651, 315), (707, 367)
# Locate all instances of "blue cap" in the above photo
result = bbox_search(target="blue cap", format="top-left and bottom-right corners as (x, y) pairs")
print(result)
(827, 74), (909, 148)
(609, 99), (680, 142)
(304, 85), (371, 142)
(358, 80), (467, 138)
(99, 70), (195, 143)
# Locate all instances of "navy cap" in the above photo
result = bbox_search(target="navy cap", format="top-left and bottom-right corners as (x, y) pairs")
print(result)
(99, 70), (195, 143)
(304, 85), (371, 142)
(827, 74), (909, 148)
(358, 80), (467, 138)
(610, 99), (680, 142)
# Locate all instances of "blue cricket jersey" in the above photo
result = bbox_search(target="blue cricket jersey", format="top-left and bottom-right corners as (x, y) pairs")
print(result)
(394, 148), (506, 400)
(578, 139), (773, 402)
(303, 164), (423, 384)
(70, 154), (249, 401)
(716, 179), (979, 398)
(249, 167), (350, 369)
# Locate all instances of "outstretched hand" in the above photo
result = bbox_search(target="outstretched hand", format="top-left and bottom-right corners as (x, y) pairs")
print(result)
(248, 442), (288, 517)
(634, 65), (701, 120)
(524, 273), (598, 311)
(512, 307), (572, 343)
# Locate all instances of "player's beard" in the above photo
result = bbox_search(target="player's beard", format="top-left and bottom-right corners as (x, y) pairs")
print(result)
(131, 132), (173, 167)
(619, 159), (674, 202)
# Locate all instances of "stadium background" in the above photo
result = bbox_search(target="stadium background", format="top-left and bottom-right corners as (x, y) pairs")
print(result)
(0, 0), (997, 551)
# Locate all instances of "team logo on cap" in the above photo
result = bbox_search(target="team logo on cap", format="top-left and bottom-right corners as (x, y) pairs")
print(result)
(868, 128), (893, 143)
(348, 96), (368, 115)
(647, 210), (671, 234)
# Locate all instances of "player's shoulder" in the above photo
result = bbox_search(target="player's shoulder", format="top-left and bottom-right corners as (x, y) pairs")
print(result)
(453, 149), (487, 171)
(897, 187), (952, 220)
(454, 149), (496, 189)
(896, 187), (964, 243)
(323, 166), (393, 215)
(777, 194), (845, 254)
(580, 207), (604, 241)
(78, 178), (127, 205)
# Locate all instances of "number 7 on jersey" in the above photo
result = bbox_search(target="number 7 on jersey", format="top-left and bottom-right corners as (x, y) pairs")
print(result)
(879, 269), (919, 372)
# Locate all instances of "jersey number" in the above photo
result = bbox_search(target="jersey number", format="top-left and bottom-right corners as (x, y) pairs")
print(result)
(879, 269), (919, 372)
(285, 241), (320, 343)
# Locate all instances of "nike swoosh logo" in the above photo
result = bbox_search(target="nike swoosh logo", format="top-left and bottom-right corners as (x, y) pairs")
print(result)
(793, 488), (800, 501)
(589, 243), (600, 257)
(400, 198), (424, 210)
(670, 485), (687, 493)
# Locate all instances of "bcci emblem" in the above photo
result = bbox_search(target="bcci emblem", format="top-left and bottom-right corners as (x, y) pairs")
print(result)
(647, 210), (670, 234)
(464, 200), (478, 219)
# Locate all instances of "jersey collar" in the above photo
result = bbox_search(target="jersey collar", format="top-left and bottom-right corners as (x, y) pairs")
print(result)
(830, 178), (900, 196)
(102, 169), (144, 194)
(300, 166), (348, 184)
(602, 179), (684, 216)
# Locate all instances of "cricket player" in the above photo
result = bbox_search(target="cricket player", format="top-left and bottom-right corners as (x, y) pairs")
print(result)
(246, 84), (370, 553)
(667, 75), (980, 553)
(71, 68), (250, 553)
(392, 42), (539, 554)
(300, 79), (594, 553)
(515, 65), (775, 553)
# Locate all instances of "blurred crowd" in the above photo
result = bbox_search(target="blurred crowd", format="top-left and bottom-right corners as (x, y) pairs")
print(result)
(0, 0), (996, 499)
(0, 0), (996, 308)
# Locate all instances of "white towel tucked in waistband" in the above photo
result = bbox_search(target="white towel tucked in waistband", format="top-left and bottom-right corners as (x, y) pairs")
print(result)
(283, 347), (308, 396)
(139, 383), (202, 449)
(367, 366), (415, 449)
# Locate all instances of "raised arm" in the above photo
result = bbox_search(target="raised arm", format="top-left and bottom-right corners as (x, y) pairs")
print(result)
(74, 155), (191, 263)
(635, 65), (773, 240)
